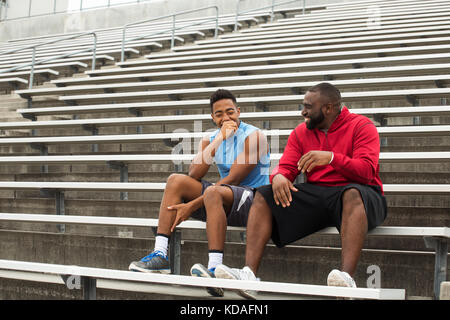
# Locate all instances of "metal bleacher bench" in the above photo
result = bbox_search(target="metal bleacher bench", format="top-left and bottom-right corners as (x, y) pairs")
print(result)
(84, 51), (450, 77)
(13, 74), (450, 101)
(0, 180), (447, 299)
(47, 61), (450, 89)
(0, 78), (28, 90)
(0, 257), (405, 300)
(0, 204), (447, 300)
(136, 35), (450, 63)
(49, 86), (450, 105)
(116, 42), (450, 67)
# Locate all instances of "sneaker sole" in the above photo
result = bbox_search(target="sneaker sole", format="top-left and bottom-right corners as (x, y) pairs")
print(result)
(128, 262), (171, 274)
(190, 264), (224, 297)
(215, 266), (256, 300)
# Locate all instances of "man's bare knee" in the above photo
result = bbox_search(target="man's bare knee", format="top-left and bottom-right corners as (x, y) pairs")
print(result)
(203, 185), (222, 203)
(166, 173), (188, 186)
(253, 191), (270, 210)
(342, 188), (365, 216)
(247, 191), (271, 221)
(342, 188), (363, 205)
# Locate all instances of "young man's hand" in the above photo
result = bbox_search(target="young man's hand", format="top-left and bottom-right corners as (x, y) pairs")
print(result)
(272, 174), (298, 208)
(169, 202), (194, 232)
(297, 151), (333, 173)
(220, 120), (238, 140)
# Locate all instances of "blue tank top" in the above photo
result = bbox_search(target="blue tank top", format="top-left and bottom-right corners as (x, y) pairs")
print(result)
(209, 121), (270, 188)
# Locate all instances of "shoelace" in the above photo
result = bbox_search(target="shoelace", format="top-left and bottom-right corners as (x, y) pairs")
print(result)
(140, 250), (165, 262)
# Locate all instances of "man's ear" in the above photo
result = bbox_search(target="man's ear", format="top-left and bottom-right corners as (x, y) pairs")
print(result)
(325, 103), (334, 114)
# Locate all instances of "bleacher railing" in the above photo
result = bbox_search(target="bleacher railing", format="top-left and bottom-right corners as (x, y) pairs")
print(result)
(120, 5), (219, 62)
(0, 31), (98, 89)
(234, 0), (306, 31)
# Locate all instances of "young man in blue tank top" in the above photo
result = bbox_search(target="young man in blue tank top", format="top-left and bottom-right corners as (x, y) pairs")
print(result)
(128, 89), (270, 297)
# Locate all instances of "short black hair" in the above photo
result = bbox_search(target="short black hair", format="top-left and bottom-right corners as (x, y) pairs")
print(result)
(307, 82), (341, 108)
(210, 89), (237, 112)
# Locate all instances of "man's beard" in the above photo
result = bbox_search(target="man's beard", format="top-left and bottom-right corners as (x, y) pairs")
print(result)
(306, 109), (325, 130)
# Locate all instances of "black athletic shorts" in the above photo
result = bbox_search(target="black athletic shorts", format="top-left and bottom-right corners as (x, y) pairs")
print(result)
(257, 182), (387, 248)
(191, 180), (255, 227)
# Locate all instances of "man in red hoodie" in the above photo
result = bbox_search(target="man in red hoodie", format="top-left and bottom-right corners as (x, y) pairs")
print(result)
(214, 82), (387, 299)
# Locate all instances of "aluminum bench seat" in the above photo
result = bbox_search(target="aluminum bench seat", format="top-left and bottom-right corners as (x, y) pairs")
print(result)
(50, 62), (450, 88)
(197, 21), (450, 46)
(85, 52), (450, 77)
(0, 126), (448, 146)
(0, 152), (448, 165)
(0, 259), (406, 300)
(116, 43), (450, 68)
(136, 36), (450, 62)
(53, 76), (450, 103)
(15, 73), (450, 99)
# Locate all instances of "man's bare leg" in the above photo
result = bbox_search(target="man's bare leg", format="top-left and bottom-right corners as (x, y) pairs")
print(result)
(202, 185), (233, 253)
(156, 173), (204, 236)
(244, 191), (273, 275)
(129, 173), (204, 273)
(340, 188), (368, 278)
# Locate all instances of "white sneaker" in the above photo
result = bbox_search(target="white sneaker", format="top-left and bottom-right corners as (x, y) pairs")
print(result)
(215, 264), (258, 299)
(327, 269), (357, 288)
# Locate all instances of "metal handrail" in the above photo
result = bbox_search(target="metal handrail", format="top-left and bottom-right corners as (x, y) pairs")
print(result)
(120, 5), (219, 62)
(0, 31), (97, 89)
(235, 0), (305, 31)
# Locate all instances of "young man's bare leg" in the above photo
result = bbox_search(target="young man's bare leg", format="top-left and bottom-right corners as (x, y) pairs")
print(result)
(214, 191), (273, 300)
(129, 173), (203, 273)
(244, 191), (273, 275)
(156, 173), (204, 236)
(190, 185), (233, 297)
(202, 185), (233, 259)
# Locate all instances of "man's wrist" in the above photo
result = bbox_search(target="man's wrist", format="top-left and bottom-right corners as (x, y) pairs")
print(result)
(329, 152), (334, 164)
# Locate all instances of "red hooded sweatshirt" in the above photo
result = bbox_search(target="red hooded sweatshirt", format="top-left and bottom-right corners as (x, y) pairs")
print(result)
(270, 106), (384, 194)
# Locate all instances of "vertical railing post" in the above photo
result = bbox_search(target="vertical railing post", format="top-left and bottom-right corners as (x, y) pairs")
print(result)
(214, 6), (219, 38)
(121, 27), (126, 62)
(234, 0), (240, 32)
(270, 0), (275, 22)
(29, 47), (36, 89)
(171, 14), (176, 50)
(91, 33), (97, 71)
(28, 0), (32, 17)
(303, 0), (306, 15)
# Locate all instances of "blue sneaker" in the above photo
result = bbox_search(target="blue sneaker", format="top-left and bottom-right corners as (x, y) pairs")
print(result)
(128, 250), (170, 274)
(190, 263), (224, 297)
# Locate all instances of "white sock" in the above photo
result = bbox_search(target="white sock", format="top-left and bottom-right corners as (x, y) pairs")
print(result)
(208, 251), (223, 270)
(153, 234), (169, 257)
